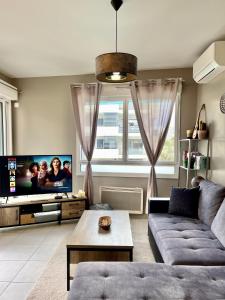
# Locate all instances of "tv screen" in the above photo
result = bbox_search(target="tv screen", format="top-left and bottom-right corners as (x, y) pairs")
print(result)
(0, 155), (72, 197)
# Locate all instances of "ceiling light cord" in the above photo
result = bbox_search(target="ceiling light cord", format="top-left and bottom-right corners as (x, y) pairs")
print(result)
(116, 11), (118, 52)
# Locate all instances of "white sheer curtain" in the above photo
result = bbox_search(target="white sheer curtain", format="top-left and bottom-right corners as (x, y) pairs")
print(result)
(71, 83), (102, 205)
(130, 78), (181, 204)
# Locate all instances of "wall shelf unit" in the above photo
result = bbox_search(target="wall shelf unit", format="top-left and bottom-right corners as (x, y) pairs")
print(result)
(0, 197), (87, 228)
(178, 138), (209, 188)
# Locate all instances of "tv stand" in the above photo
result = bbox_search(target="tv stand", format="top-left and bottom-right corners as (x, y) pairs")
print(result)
(0, 197), (87, 228)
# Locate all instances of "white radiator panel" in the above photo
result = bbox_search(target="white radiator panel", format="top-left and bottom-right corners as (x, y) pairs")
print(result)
(100, 186), (143, 214)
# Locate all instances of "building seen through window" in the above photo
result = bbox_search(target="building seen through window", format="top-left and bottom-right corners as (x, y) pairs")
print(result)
(80, 97), (178, 175)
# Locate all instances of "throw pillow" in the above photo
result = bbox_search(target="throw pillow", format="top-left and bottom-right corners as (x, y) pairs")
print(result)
(211, 199), (225, 247)
(168, 187), (200, 218)
(198, 180), (225, 226)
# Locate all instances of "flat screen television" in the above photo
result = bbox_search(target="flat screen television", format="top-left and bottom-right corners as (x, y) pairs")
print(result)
(0, 155), (72, 197)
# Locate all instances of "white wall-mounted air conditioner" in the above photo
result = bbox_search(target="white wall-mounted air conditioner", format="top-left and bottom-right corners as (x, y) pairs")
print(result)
(193, 41), (225, 84)
(100, 186), (143, 214)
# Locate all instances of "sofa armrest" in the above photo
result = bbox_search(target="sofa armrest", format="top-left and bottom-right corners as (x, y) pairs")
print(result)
(148, 197), (170, 214)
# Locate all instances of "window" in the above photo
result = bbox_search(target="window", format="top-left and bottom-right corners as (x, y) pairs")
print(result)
(128, 101), (146, 160)
(96, 138), (117, 149)
(78, 92), (180, 178)
(98, 112), (118, 127)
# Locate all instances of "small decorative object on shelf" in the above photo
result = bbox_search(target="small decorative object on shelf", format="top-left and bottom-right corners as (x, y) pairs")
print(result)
(183, 151), (199, 169)
(182, 150), (188, 168)
(77, 190), (86, 198)
(194, 155), (208, 170)
(198, 120), (208, 139)
(190, 152), (196, 169)
(192, 104), (208, 139)
(186, 129), (193, 139)
(178, 138), (209, 188)
(220, 93), (225, 114)
(98, 216), (111, 231)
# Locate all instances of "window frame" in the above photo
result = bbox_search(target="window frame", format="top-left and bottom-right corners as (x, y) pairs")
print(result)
(0, 79), (17, 156)
(76, 93), (180, 179)
(0, 98), (13, 155)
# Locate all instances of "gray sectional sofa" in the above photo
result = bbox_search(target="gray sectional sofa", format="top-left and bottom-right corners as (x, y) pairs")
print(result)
(148, 180), (225, 265)
(68, 180), (225, 300)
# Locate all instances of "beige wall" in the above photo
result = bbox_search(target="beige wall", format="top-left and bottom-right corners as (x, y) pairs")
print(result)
(14, 68), (197, 204)
(197, 72), (225, 185)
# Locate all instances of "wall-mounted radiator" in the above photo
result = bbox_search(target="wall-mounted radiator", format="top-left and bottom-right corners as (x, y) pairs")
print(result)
(100, 186), (143, 214)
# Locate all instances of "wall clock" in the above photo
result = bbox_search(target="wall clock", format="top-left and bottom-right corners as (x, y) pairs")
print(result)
(220, 93), (225, 114)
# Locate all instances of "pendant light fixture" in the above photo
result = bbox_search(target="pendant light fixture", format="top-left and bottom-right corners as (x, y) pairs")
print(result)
(96, 0), (137, 83)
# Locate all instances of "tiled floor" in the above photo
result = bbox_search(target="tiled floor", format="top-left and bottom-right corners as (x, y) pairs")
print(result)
(0, 222), (75, 300)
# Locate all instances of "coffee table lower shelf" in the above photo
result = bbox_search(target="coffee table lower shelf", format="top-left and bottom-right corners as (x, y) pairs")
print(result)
(67, 246), (133, 291)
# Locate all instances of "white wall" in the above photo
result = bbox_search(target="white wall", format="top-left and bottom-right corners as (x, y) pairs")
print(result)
(13, 68), (197, 206)
(197, 72), (225, 185)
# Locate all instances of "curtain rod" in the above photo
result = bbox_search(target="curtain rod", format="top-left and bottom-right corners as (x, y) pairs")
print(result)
(130, 78), (184, 84)
(70, 83), (98, 88)
(71, 78), (184, 88)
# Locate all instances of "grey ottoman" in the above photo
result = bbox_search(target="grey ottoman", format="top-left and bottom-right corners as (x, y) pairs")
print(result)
(68, 262), (225, 300)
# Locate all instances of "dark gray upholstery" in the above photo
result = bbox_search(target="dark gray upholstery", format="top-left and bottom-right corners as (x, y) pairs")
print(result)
(149, 213), (225, 265)
(69, 262), (225, 300)
(212, 199), (225, 247)
(168, 187), (200, 218)
(198, 180), (225, 226)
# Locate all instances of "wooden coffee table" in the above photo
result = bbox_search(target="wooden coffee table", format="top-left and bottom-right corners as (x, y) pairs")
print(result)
(66, 210), (133, 290)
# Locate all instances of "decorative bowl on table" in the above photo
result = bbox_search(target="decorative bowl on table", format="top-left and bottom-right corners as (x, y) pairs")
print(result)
(98, 216), (112, 231)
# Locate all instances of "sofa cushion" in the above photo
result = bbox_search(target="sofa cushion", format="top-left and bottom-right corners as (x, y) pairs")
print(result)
(211, 199), (225, 247)
(198, 180), (225, 226)
(149, 213), (225, 265)
(69, 262), (225, 300)
(168, 187), (200, 218)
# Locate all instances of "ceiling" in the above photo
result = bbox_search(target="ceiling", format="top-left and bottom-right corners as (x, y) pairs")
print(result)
(1, 0), (225, 78)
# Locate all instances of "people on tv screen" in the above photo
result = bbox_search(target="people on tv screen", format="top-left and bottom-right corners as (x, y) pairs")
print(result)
(29, 157), (71, 191)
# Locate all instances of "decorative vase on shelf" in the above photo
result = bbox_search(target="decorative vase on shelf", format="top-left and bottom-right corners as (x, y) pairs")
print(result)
(186, 129), (193, 139)
(190, 156), (196, 169)
(183, 160), (188, 168)
(198, 130), (208, 140)
(182, 150), (188, 168)
(192, 104), (207, 139)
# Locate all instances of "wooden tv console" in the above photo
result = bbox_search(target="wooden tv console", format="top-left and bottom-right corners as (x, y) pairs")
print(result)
(0, 197), (87, 228)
